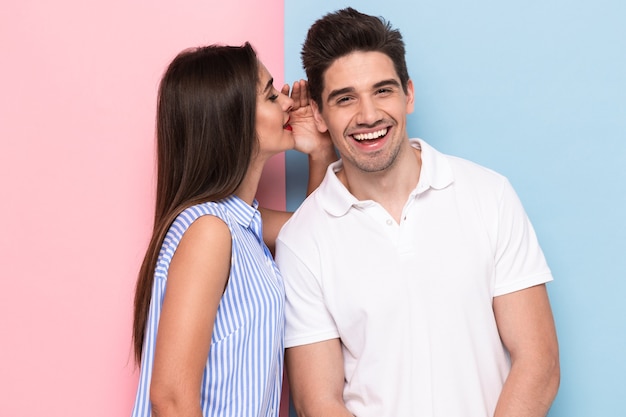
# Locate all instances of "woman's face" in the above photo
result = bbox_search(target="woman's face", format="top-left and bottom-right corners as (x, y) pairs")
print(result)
(255, 61), (294, 159)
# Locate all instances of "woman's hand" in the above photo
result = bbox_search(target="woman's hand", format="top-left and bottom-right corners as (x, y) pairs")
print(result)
(282, 80), (337, 196)
(282, 80), (334, 157)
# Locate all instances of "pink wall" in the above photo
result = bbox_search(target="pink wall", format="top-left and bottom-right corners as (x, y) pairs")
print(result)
(0, 1), (286, 416)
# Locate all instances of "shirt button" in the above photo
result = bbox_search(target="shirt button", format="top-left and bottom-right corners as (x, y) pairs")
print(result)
(386, 219), (393, 225)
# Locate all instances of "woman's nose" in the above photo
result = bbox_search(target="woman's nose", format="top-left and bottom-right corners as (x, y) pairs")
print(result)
(282, 94), (294, 113)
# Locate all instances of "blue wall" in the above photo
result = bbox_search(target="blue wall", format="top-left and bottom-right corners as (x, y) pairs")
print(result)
(285, 1), (626, 416)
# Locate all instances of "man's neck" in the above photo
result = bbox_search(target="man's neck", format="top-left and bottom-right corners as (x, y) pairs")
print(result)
(337, 144), (422, 223)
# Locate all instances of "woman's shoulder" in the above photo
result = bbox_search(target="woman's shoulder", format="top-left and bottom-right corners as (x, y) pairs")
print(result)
(174, 201), (231, 227)
(162, 201), (232, 247)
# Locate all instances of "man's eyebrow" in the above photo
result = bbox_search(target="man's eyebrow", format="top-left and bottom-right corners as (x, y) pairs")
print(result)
(326, 79), (402, 103)
(373, 79), (401, 89)
(326, 87), (355, 104)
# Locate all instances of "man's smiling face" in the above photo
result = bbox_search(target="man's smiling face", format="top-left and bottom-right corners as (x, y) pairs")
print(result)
(313, 50), (415, 174)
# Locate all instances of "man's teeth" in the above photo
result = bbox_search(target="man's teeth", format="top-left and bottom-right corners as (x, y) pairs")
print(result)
(353, 128), (388, 141)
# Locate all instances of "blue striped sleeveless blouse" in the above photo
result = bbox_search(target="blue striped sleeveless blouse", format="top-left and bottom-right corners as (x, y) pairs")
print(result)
(131, 196), (285, 417)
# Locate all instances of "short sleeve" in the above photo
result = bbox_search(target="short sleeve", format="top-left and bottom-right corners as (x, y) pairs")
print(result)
(493, 179), (553, 296)
(275, 239), (340, 347)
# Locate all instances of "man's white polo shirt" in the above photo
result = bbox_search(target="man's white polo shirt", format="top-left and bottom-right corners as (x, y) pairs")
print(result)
(275, 139), (553, 417)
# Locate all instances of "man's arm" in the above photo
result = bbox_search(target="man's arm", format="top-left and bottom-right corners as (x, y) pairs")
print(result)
(493, 284), (560, 417)
(286, 339), (354, 417)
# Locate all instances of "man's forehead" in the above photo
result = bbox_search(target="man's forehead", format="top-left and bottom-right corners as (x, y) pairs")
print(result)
(322, 51), (400, 94)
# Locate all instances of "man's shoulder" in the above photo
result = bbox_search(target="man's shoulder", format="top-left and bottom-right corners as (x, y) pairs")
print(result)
(447, 154), (504, 179)
(419, 139), (496, 171)
(416, 138), (509, 192)
(282, 191), (325, 232)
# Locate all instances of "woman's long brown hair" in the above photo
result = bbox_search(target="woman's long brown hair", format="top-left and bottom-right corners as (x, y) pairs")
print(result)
(132, 43), (259, 364)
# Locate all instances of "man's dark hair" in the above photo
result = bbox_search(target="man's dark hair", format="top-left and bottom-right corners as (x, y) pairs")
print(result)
(302, 7), (409, 110)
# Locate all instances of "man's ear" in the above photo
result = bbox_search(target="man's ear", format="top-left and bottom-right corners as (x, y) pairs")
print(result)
(311, 101), (329, 133)
(406, 79), (415, 115)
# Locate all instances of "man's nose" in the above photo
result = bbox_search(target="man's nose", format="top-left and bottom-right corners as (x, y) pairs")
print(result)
(355, 97), (380, 125)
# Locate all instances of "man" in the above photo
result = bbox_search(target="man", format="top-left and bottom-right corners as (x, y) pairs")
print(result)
(275, 7), (560, 417)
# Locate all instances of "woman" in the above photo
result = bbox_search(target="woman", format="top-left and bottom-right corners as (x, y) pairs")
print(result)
(131, 43), (335, 417)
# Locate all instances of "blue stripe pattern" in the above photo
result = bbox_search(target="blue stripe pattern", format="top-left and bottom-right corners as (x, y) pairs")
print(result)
(132, 195), (285, 417)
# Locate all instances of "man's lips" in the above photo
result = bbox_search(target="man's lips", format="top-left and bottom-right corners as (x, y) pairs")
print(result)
(350, 127), (389, 141)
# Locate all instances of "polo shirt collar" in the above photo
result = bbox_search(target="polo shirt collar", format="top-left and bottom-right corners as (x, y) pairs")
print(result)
(320, 138), (454, 217)
(411, 138), (454, 193)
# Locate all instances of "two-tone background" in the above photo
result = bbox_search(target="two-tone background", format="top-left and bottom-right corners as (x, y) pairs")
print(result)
(1, 1), (624, 416)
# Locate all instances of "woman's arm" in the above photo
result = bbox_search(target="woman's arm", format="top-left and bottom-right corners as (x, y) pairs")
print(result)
(285, 79), (337, 195)
(261, 80), (336, 253)
(149, 216), (232, 417)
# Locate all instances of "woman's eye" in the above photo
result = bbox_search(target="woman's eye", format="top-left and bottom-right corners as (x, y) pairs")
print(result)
(269, 94), (278, 102)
